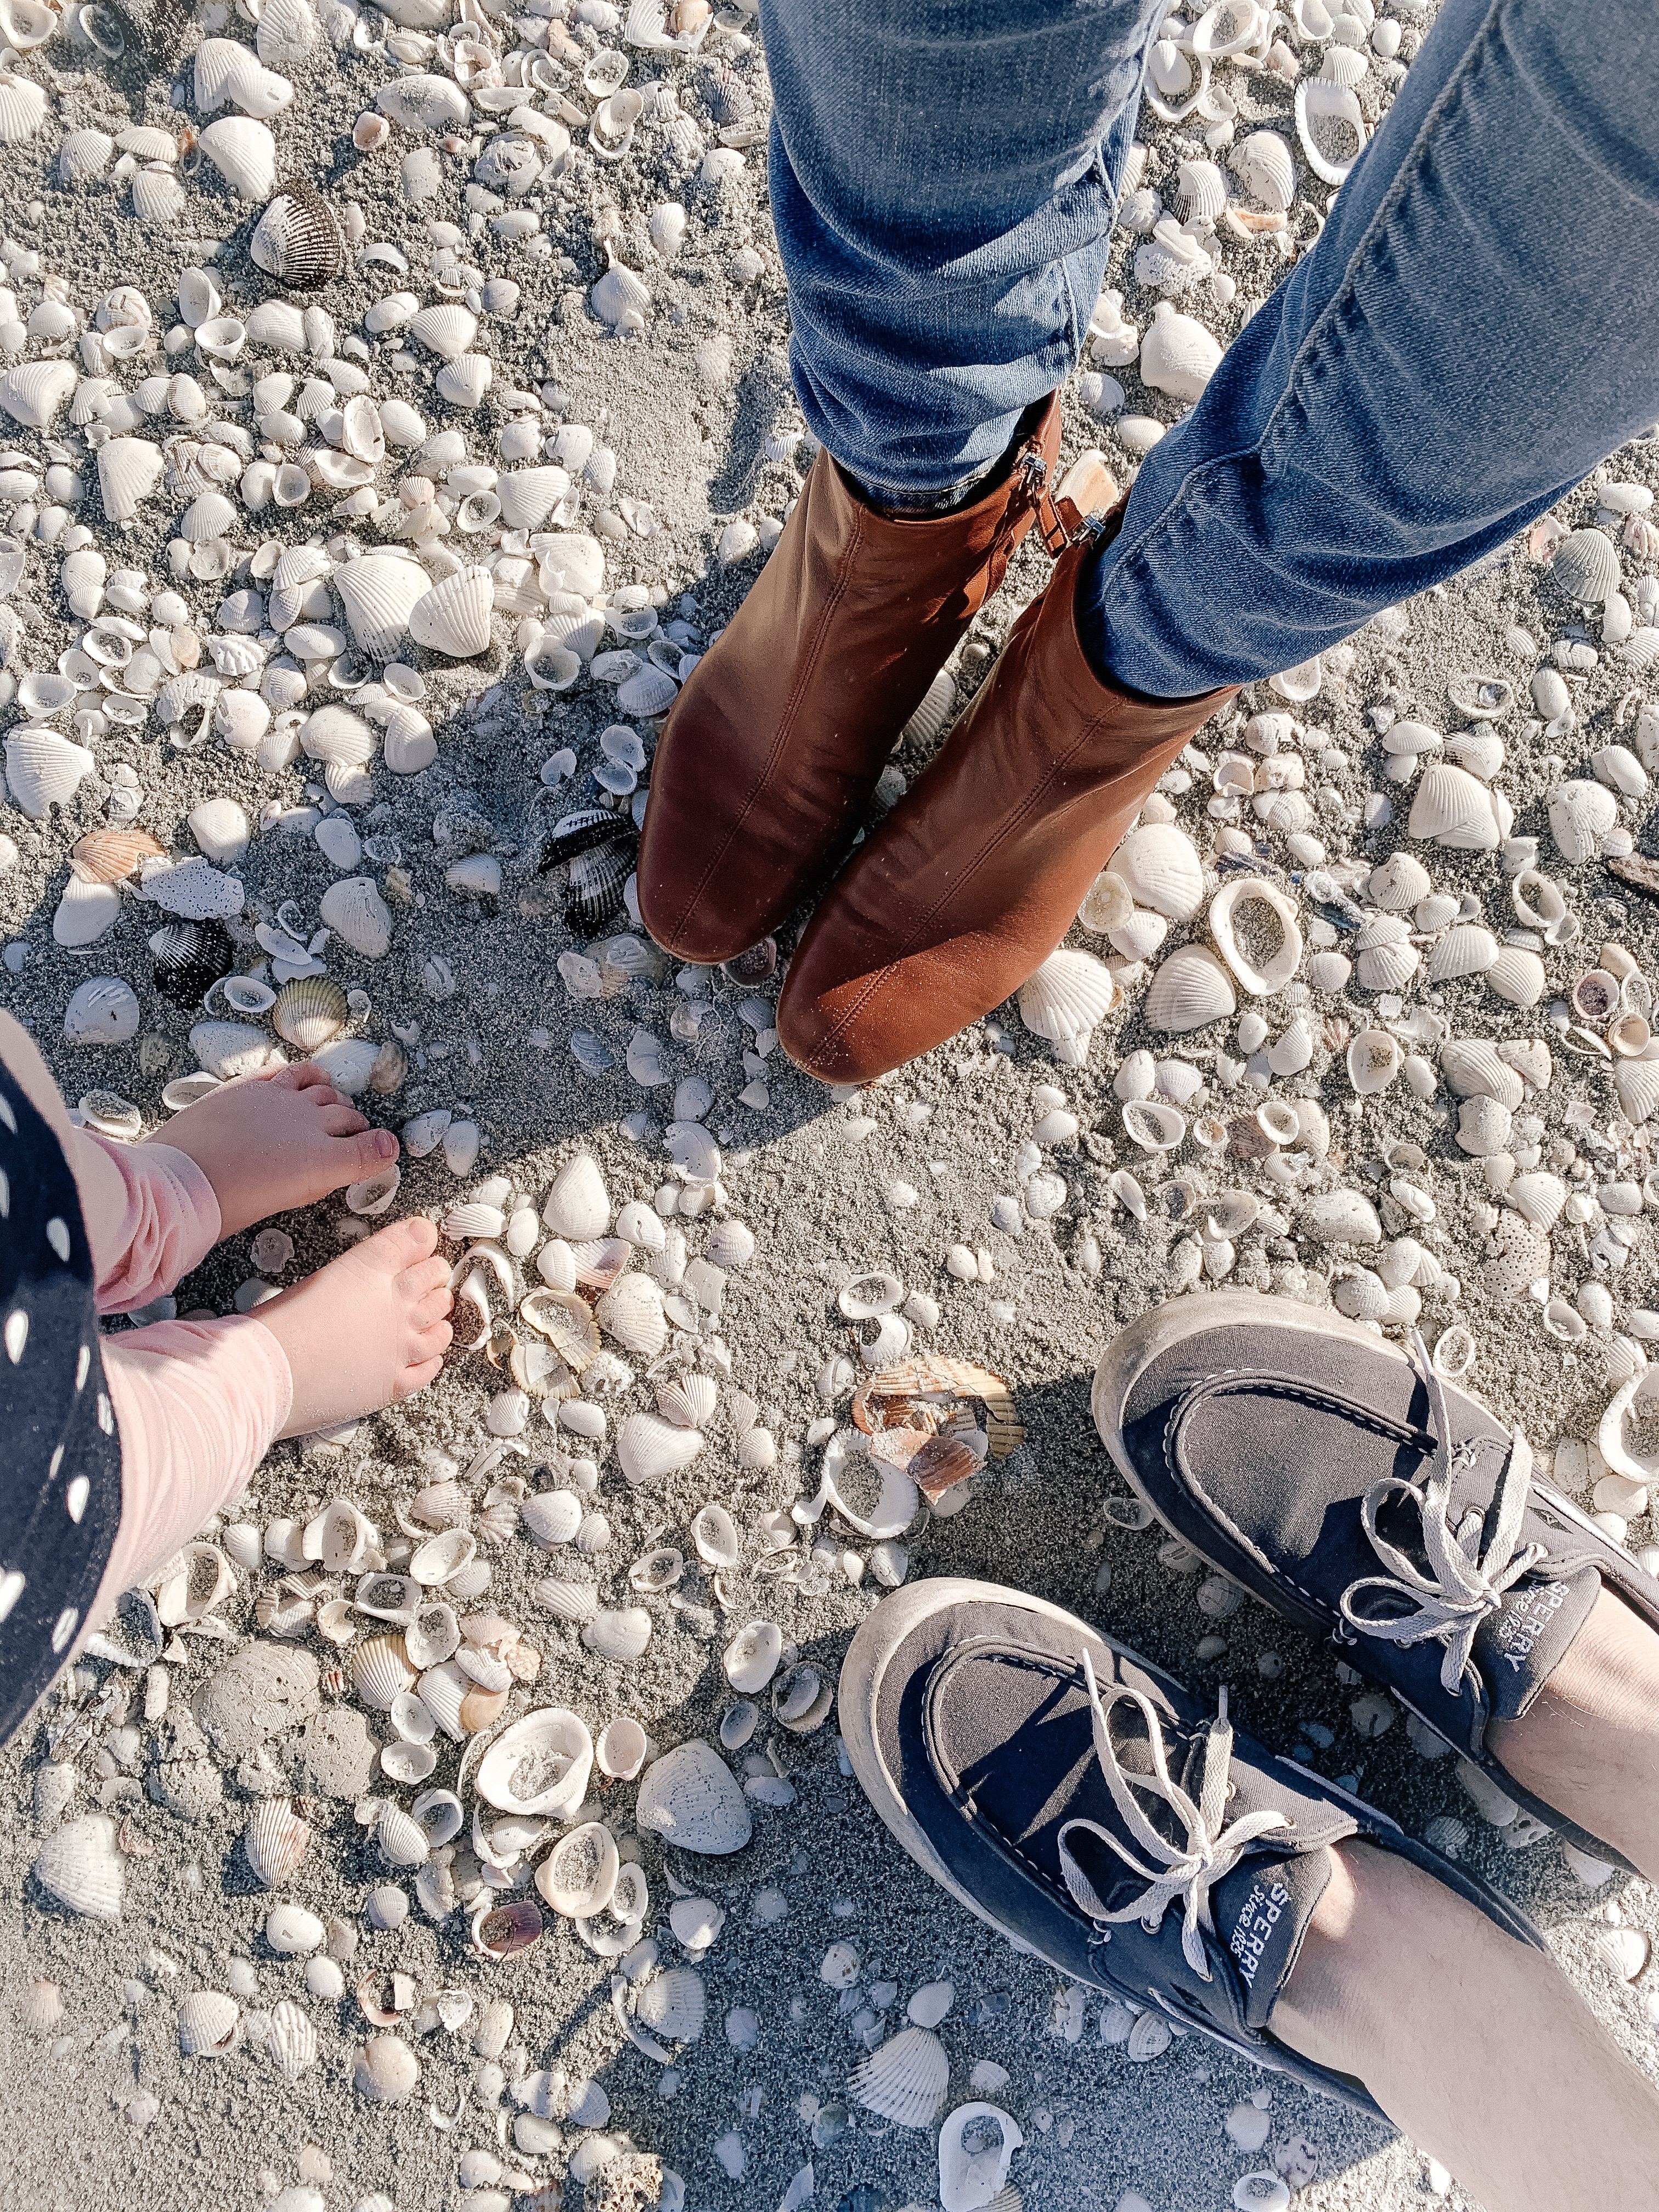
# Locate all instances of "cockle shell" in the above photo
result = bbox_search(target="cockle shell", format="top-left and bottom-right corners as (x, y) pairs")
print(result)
(95, 436), (166, 523)
(476, 1707), (593, 1817)
(658, 1374), (718, 1427)
(1145, 943), (1236, 1033)
(850, 2025), (950, 2128)
(5, 729), (96, 818)
(635, 1740), (752, 1854)
(583, 1606), (653, 1661)
(273, 975), (349, 1051)
(376, 72), (469, 129)
(1017, 948), (1118, 1064)
(0, 359), (78, 429)
(592, 262), (651, 328)
(596, 1273), (667, 1357)
(535, 1821), (620, 1917)
(498, 466), (572, 531)
(250, 181), (343, 286)
(0, 69), (47, 142)
(53, 875), (119, 950)
(1207, 876), (1302, 994)
(617, 1411), (704, 1487)
(1408, 762), (1500, 849)
(244, 1798), (313, 1886)
(1138, 300), (1222, 402)
(178, 1990), (240, 2057)
(33, 1814), (124, 1920)
(349, 1634), (416, 1710)
(268, 1999), (318, 2078)
(200, 115), (278, 198)
(1367, 851), (1431, 910)
(335, 554), (433, 658)
(1426, 923), (1499, 981)
(63, 977), (141, 1046)
(1549, 780), (1618, 865)
(355, 2033), (420, 2103)
(1352, 913), (1419, 992)
(1441, 1037), (1523, 1110)
(1485, 946), (1547, 1007)
(1232, 128), (1294, 209)
(408, 565), (493, 657)
(634, 1966), (706, 2045)
(1111, 821), (1205, 918)
(319, 876), (394, 958)
(543, 1153), (611, 1237)
(1552, 527), (1621, 605)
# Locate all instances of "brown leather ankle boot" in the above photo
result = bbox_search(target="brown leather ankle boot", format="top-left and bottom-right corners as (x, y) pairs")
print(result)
(775, 517), (1240, 1084)
(636, 395), (1062, 964)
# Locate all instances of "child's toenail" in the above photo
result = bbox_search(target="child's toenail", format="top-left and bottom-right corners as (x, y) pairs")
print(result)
(372, 1131), (398, 1159)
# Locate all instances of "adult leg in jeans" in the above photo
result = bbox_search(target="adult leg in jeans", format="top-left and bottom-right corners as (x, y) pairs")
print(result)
(775, 0), (1659, 1079)
(636, 0), (1162, 968)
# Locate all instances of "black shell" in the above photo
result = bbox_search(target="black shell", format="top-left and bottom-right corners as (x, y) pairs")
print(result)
(565, 837), (633, 931)
(149, 919), (233, 1007)
(249, 179), (346, 290)
(539, 807), (638, 872)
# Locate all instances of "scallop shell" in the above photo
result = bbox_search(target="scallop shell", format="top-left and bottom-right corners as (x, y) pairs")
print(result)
(498, 466), (572, 531)
(592, 262), (651, 328)
(244, 1798), (313, 1886)
(850, 2025), (950, 2128)
(409, 304), (478, 360)
(658, 1374), (717, 1427)
(1346, 1030), (1401, 1095)
(1231, 129), (1294, 209)
(436, 354), (492, 409)
(476, 1707), (594, 1817)
(63, 977), (141, 1046)
(1407, 762), (1499, 849)
(408, 565), (493, 658)
(1111, 821), (1205, 919)
(1549, 779), (1618, 865)
(1145, 943), (1237, 1034)
(0, 68), (46, 141)
(543, 1153), (611, 1238)
(1017, 947), (1118, 1064)
(1485, 946), (1546, 1007)
(636, 1740), (752, 1854)
(319, 876), (394, 958)
(1352, 913), (1420, 992)
(0, 358), (78, 429)
(5, 728), (96, 818)
(533, 1575), (599, 1623)
(617, 1410), (704, 1487)
(1440, 1038), (1523, 1110)
(1615, 1059), (1659, 1125)
(267, 1998), (318, 2078)
(200, 115), (278, 198)
(1367, 851), (1430, 910)
(1207, 876), (1302, 995)
(535, 1820), (620, 1917)
(1552, 527), (1621, 605)
(250, 180), (343, 287)
(273, 975), (349, 1051)
(349, 1633), (416, 1711)
(335, 555), (433, 658)
(178, 1990), (240, 2057)
(634, 1965), (706, 2045)
(32, 1814), (124, 1920)
(1426, 923), (1499, 982)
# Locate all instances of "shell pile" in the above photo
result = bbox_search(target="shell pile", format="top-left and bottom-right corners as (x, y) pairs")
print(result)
(5, 0), (1659, 2204)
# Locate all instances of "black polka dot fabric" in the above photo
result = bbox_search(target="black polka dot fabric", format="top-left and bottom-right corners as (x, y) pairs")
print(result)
(0, 1060), (123, 1742)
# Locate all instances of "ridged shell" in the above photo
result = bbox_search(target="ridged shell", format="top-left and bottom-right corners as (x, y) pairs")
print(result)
(63, 977), (140, 1046)
(0, 70), (47, 143)
(407, 565), (493, 657)
(498, 466), (572, 531)
(596, 1272), (667, 1357)
(849, 2025), (950, 2128)
(1548, 780), (1618, 865)
(635, 1740), (752, 1854)
(5, 728), (95, 819)
(1207, 876), (1302, 995)
(1367, 851), (1431, 910)
(1508, 1171), (1566, 1229)
(273, 975), (349, 1051)
(475, 1707), (593, 1817)
(1352, 913), (1420, 992)
(1111, 821), (1205, 919)
(520, 1286), (600, 1370)
(149, 919), (230, 1007)
(32, 1813), (124, 1919)
(533, 1575), (599, 1622)
(178, 1990), (240, 2057)
(534, 1819), (619, 1917)
(267, 1997), (317, 2078)
(244, 1798), (313, 1886)
(1552, 527), (1621, 605)
(1018, 947), (1119, 1064)
(0, 359), (78, 429)
(1440, 1038), (1523, 1109)
(349, 1633), (416, 1710)
(1232, 128), (1295, 209)
(1408, 762), (1499, 849)
(250, 181), (343, 287)
(634, 1965), (706, 2044)
(199, 115), (278, 198)
(335, 554), (433, 658)
(1615, 1059), (1659, 1126)
(542, 1153), (611, 1237)
(658, 1373), (717, 1428)
(1145, 943), (1236, 1034)
(1485, 946), (1547, 1007)
(592, 263), (650, 326)
(375, 1804), (430, 1869)
(409, 303), (478, 360)
(617, 1410), (704, 1487)
(522, 1490), (584, 1548)
(319, 876), (393, 958)
(1426, 923), (1499, 981)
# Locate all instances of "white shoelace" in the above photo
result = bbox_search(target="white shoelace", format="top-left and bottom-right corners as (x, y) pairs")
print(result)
(1057, 1651), (1289, 1980)
(1339, 1334), (1545, 1695)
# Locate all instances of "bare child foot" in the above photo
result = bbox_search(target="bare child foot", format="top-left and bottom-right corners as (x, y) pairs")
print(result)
(156, 1062), (400, 1237)
(255, 1216), (453, 1436)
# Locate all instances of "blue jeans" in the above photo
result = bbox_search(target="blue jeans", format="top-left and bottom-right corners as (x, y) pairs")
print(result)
(760, 0), (1659, 697)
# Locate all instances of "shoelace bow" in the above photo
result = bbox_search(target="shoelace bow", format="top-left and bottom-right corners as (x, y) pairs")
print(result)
(1339, 1332), (1545, 1694)
(1057, 1652), (1288, 1980)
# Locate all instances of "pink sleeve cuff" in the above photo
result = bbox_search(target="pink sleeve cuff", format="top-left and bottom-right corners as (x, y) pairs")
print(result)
(92, 1315), (293, 1618)
(83, 1136), (222, 1316)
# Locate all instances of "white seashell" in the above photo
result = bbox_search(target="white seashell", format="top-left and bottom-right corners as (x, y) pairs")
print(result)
(1295, 77), (1367, 184)
(332, 555), (431, 659)
(1485, 946), (1547, 1008)
(267, 1997), (318, 2078)
(1440, 1039), (1523, 1109)
(634, 1965), (706, 2045)
(375, 1804), (430, 1869)
(476, 1708), (594, 1817)
(1548, 779), (1618, 865)
(409, 304), (478, 360)
(149, 859), (244, 922)
(33, 1814), (124, 1920)
(537, 1821), (620, 1917)
(1145, 944), (1236, 1034)
(658, 1374), (718, 1427)
(319, 877), (393, 958)
(543, 1153), (611, 1237)
(534, 1575), (599, 1623)
(54, 874), (120, 950)
(691, 1502), (739, 1567)
(1111, 821), (1204, 918)
(1455, 1096), (1512, 1158)
(497, 466), (572, 531)
(636, 1740), (752, 1854)
(1122, 1099), (1186, 1151)
(350, 1633), (416, 1710)
(376, 72), (469, 129)
(408, 565), (493, 657)
(264, 1901), (325, 1954)
(850, 2025), (950, 2128)
(1078, 868), (1134, 934)
(0, 359), (78, 430)
(1426, 923), (1499, 981)
(244, 1799), (313, 1886)
(0, 68), (47, 142)
(522, 1489), (585, 1548)
(616, 1410), (703, 1487)
(1507, 1172), (1566, 1229)
(1207, 876), (1302, 995)
(1615, 1059), (1659, 1126)
(1017, 947), (1118, 1064)
(189, 1020), (284, 1080)
(96, 437), (165, 524)
(706, 1217), (755, 1268)
(592, 263), (651, 328)
(6, 729), (96, 819)
(355, 2033), (419, 2103)
(596, 1716), (648, 1780)
(1367, 851), (1431, 910)
(1138, 300), (1221, 402)
(63, 977), (141, 1047)
(938, 2103), (1023, 2212)
(1346, 1030), (1401, 1095)
(1352, 913), (1419, 993)
(1408, 761), (1499, 849)
(200, 115), (278, 197)
(582, 1606), (653, 1660)
(1300, 1190), (1382, 1244)
(178, 1990), (241, 2057)
(1552, 527), (1621, 605)
(1232, 128), (1294, 209)
(596, 1273), (667, 1357)
(437, 355), (493, 409)
(723, 1618), (782, 1694)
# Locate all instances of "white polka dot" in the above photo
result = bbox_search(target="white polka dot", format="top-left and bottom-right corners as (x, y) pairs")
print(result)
(66, 1475), (89, 1523)
(46, 1216), (70, 1263)
(48, 1443), (63, 1481)
(0, 1569), (23, 1622)
(4, 1309), (26, 1364)
(50, 1607), (78, 1654)
(97, 1393), (113, 1435)
(75, 1344), (90, 1391)
(0, 1093), (15, 1134)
